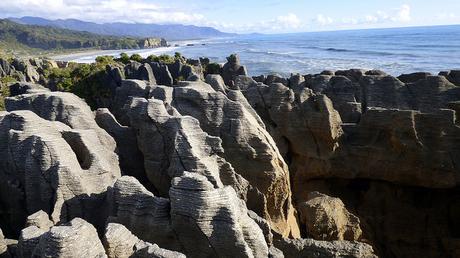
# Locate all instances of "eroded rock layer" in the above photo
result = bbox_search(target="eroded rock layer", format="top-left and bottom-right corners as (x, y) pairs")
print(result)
(1, 54), (458, 258)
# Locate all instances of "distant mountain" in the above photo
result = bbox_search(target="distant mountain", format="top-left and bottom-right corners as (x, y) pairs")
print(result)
(9, 16), (236, 40)
(0, 19), (167, 54)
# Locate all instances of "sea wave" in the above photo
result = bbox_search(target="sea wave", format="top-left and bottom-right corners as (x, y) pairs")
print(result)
(297, 46), (421, 58)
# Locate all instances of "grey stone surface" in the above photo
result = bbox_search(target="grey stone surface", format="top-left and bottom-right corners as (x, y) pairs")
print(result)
(150, 62), (173, 86)
(222, 54), (248, 86)
(170, 172), (268, 258)
(95, 108), (148, 188)
(109, 176), (177, 251)
(25, 210), (53, 230)
(0, 111), (120, 232)
(37, 218), (107, 258)
(275, 238), (377, 258)
(151, 81), (300, 237)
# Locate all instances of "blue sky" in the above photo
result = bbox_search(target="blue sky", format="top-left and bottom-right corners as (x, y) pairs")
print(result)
(1, 0), (459, 33)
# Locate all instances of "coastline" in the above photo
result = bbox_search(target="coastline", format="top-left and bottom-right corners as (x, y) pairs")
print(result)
(50, 38), (212, 63)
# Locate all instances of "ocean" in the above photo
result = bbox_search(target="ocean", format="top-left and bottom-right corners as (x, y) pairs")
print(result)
(54, 25), (460, 77)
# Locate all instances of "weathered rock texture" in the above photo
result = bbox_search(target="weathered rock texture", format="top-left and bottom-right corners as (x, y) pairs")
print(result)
(170, 172), (268, 257)
(242, 69), (460, 258)
(0, 110), (120, 236)
(149, 81), (299, 237)
(36, 218), (106, 257)
(103, 223), (185, 258)
(1, 55), (459, 258)
(298, 192), (362, 241)
(275, 238), (377, 258)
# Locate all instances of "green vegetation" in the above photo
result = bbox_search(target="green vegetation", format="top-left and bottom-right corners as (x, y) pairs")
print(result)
(0, 76), (15, 111)
(0, 19), (165, 56)
(205, 62), (222, 75)
(130, 54), (143, 63)
(147, 54), (176, 64)
(42, 59), (117, 108)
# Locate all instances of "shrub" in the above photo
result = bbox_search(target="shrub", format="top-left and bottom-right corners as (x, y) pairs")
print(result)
(147, 54), (175, 64)
(130, 53), (143, 63)
(146, 54), (158, 62)
(116, 52), (130, 64)
(95, 55), (115, 65)
(205, 62), (222, 75)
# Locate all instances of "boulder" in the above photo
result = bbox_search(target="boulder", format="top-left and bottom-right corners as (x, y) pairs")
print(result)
(132, 241), (186, 258)
(336, 69), (366, 82)
(298, 192), (362, 241)
(103, 223), (185, 258)
(103, 223), (140, 258)
(36, 218), (107, 257)
(138, 63), (156, 85)
(222, 54), (247, 86)
(0, 228), (9, 258)
(274, 238), (377, 258)
(150, 62), (173, 86)
(167, 60), (182, 80)
(25, 210), (53, 230)
(124, 61), (142, 79)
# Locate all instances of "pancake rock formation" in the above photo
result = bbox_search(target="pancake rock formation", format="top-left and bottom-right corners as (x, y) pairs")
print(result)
(1, 55), (458, 258)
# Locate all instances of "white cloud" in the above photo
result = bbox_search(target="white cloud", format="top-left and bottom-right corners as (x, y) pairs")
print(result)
(392, 4), (411, 22)
(436, 13), (459, 21)
(341, 4), (412, 26)
(213, 13), (304, 33)
(315, 14), (333, 26)
(276, 13), (302, 29)
(0, 0), (205, 24)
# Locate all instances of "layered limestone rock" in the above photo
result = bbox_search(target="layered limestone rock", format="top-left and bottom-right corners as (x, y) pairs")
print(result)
(150, 81), (299, 237)
(0, 111), (120, 235)
(170, 172), (269, 258)
(222, 54), (248, 86)
(125, 96), (248, 198)
(5, 90), (117, 152)
(242, 70), (460, 258)
(298, 192), (362, 241)
(35, 218), (106, 257)
(103, 223), (185, 258)
(274, 238), (377, 258)
(95, 108), (148, 189)
(0, 228), (9, 258)
(109, 176), (177, 250)
(110, 175), (268, 258)
(25, 210), (53, 230)
(243, 74), (460, 190)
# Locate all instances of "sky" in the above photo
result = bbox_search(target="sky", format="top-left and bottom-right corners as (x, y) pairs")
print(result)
(1, 0), (460, 33)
